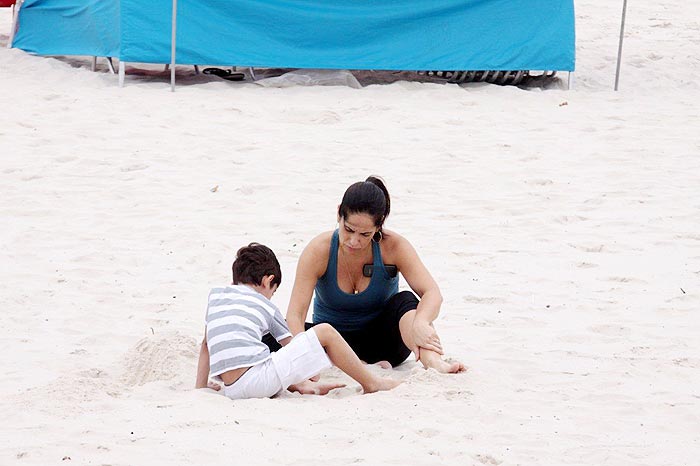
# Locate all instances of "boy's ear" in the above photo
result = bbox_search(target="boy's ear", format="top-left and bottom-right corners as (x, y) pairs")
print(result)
(262, 274), (275, 289)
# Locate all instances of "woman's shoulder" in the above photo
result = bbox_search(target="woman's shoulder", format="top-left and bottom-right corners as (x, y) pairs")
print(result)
(296, 231), (334, 278)
(380, 229), (413, 259)
(307, 230), (334, 250)
(301, 230), (334, 260)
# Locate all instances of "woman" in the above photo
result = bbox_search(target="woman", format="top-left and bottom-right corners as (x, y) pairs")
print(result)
(285, 176), (465, 373)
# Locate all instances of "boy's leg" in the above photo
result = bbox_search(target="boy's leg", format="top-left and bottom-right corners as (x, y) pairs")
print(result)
(312, 324), (401, 394)
(263, 322), (316, 353)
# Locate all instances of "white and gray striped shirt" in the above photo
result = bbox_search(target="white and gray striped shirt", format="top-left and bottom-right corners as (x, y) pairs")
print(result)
(206, 284), (291, 379)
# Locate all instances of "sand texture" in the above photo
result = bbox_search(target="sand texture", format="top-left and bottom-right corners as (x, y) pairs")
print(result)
(1, 1), (699, 465)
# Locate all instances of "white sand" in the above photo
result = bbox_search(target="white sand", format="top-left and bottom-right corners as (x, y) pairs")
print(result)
(1, 1), (699, 465)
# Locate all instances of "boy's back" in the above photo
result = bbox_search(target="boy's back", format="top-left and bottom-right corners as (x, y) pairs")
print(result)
(206, 284), (291, 381)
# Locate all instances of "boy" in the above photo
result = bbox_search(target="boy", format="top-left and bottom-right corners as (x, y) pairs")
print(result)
(195, 243), (401, 399)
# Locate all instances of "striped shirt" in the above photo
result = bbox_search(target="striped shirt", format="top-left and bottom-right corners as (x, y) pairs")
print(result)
(206, 284), (291, 379)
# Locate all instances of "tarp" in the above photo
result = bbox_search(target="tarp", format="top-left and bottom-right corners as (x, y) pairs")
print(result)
(13, 0), (576, 71)
(13, 0), (119, 57)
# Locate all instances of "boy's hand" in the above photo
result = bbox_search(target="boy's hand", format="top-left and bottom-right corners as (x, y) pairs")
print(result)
(207, 381), (222, 391)
(288, 380), (345, 395)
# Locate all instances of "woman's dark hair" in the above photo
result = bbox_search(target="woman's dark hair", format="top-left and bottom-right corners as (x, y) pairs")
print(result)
(338, 176), (391, 241)
(231, 243), (282, 288)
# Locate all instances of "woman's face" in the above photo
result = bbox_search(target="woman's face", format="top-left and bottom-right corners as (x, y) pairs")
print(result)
(339, 213), (377, 254)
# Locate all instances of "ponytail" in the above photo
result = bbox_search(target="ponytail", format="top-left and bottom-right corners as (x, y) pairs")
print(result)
(337, 175), (391, 240)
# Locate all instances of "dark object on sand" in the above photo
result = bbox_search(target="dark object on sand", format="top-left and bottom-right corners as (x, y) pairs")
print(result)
(203, 67), (245, 81)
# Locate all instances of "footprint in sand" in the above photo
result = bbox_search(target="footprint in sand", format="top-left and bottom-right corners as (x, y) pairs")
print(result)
(604, 276), (646, 284)
(310, 111), (341, 124)
(525, 178), (554, 186)
(462, 296), (505, 304)
(568, 243), (606, 253)
(416, 428), (440, 438)
(588, 324), (631, 337)
(475, 454), (503, 465)
(120, 164), (149, 172)
(553, 215), (587, 224)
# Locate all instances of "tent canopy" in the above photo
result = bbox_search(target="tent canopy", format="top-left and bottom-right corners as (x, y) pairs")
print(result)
(13, 0), (576, 71)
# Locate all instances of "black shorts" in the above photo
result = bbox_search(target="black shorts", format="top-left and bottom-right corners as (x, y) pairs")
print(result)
(263, 291), (419, 368)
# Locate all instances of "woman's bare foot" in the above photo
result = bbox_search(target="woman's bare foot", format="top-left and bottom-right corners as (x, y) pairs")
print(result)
(430, 358), (467, 374)
(362, 377), (402, 394)
(418, 349), (467, 374)
(361, 359), (392, 369)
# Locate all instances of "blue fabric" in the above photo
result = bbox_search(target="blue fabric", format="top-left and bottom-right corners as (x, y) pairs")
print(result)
(313, 230), (399, 332)
(13, 0), (575, 71)
(12, 0), (119, 57)
(171, 0), (575, 70)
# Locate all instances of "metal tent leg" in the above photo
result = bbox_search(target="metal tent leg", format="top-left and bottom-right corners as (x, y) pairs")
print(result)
(119, 61), (125, 87)
(615, 0), (628, 90)
(106, 57), (116, 74)
(170, 0), (178, 92)
(8, 0), (23, 49)
(91, 56), (97, 72)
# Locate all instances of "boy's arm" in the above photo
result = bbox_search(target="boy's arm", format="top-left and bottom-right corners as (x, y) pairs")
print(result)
(195, 334), (218, 389)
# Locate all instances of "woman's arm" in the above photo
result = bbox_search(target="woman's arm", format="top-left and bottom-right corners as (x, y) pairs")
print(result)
(391, 234), (444, 354)
(286, 235), (329, 335)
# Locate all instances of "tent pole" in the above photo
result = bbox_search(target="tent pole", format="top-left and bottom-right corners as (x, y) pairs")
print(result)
(171, 0), (178, 92)
(567, 72), (575, 90)
(7, 0), (23, 49)
(119, 61), (125, 87)
(614, 0), (628, 91)
(7, 3), (14, 49)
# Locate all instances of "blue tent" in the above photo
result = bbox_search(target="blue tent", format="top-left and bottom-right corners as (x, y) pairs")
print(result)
(12, 0), (575, 72)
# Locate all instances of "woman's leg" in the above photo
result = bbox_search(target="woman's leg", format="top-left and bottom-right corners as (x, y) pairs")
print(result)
(398, 310), (465, 373)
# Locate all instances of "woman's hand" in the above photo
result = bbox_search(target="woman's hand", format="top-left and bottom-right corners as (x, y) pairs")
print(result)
(412, 319), (444, 355)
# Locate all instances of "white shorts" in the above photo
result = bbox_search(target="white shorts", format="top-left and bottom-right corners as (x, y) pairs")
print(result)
(223, 328), (332, 400)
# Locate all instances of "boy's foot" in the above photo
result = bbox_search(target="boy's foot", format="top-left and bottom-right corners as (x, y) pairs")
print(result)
(289, 380), (346, 395)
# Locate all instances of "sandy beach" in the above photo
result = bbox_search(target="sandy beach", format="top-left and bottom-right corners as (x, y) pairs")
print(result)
(1, 1), (699, 464)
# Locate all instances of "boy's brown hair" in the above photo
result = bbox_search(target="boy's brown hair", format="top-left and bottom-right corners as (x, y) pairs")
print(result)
(231, 243), (282, 288)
